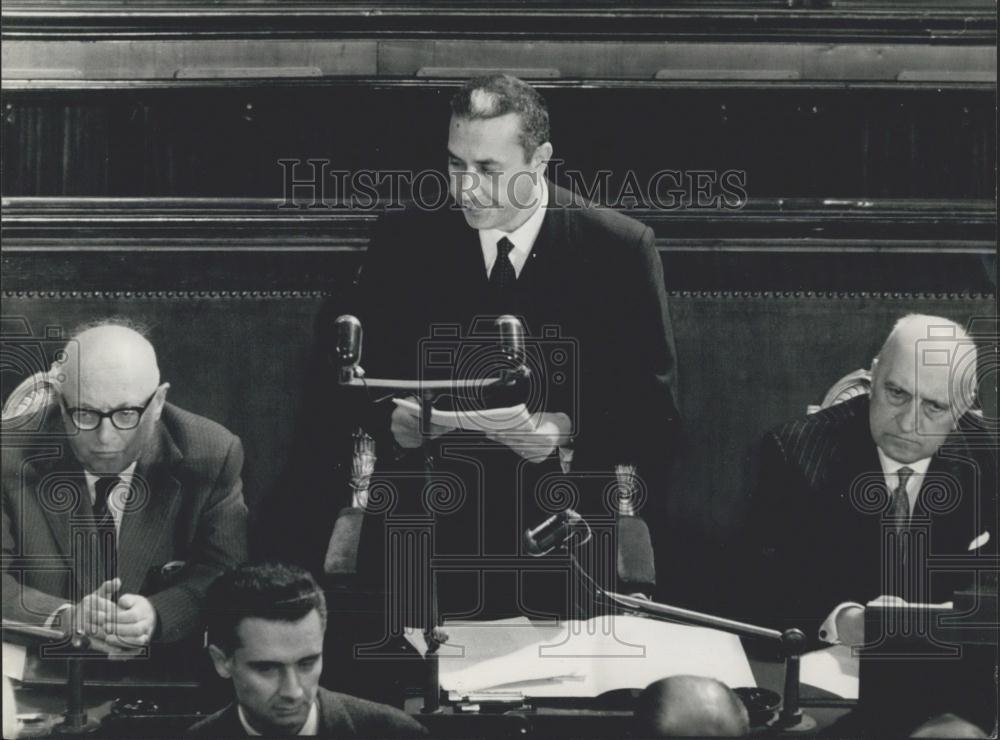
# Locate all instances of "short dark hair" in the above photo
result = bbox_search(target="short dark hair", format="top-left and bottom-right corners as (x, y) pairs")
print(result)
(450, 74), (550, 159)
(206, 562), (327, 654)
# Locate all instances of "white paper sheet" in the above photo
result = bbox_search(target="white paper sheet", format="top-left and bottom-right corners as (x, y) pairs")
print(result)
(800, 645), (859, 700)
(1, 643), (26, 681)
(392, 398), (531, 435)
(406, 615), (756, 698)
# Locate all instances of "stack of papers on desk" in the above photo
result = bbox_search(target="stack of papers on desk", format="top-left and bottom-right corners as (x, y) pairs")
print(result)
(405, 615), (756, 698)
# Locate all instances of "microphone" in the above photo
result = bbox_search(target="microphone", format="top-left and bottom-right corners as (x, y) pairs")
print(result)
(524, 509), (588, 556)
(324, 430), (375, 576)
(324, 507), (364, 576)
(616, 516), (656, 591)
(613, 464), (656, 590)
(334, 315), (363, 382)
(496, 315), (525, 366)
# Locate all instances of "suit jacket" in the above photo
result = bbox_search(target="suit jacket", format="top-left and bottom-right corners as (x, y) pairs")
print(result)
(354, 181), (679, 472)
(187, 686), (427, 738)
(746, 394), (996, 643)
(2, 402), (248, 642)
(258, 184), (679, 612)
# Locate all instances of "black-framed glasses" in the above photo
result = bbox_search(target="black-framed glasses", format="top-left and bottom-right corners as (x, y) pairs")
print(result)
(62, 392), (156, 431)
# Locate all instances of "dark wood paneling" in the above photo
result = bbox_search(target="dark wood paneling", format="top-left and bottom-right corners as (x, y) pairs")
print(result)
(2, 1), (996, 42)
(3, 84), (995, 199)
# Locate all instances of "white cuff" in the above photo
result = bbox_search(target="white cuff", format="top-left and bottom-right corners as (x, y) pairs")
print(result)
(818, 601), (864, 644)
(44, 604), (73, 631)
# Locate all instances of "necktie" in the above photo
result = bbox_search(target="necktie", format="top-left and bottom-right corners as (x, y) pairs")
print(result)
(93, 476), (119, 522)
(891, 467), (914, 539)
(93, 476), (120, 583)
(490, 237), (517, 297)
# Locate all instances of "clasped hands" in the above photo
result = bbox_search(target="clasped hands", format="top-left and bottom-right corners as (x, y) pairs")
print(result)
(59, 578), (157, 652)
(391, 401), (571, 463)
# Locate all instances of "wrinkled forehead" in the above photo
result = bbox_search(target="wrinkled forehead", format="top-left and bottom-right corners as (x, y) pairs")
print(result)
(882, 338), (977, 405)
(59, 352), (158, 408)
(448, 113), (527, 162)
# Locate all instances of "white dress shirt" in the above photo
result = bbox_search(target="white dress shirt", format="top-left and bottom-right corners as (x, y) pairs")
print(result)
(818, 450), (932, 644)
(478, 178), (548, 279)
(238, 702), (319, 736)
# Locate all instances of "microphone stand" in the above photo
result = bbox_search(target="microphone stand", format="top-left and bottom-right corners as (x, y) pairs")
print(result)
(338, 364), (528, 715)
(564, 555), (816, 731)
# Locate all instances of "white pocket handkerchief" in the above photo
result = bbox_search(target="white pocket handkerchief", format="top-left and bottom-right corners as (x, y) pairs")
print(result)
(967, 531), (990, 551)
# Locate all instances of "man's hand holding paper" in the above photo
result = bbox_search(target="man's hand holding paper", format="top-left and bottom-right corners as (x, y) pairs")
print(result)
(391, 398), (571, 463)
(484, 411), (572, 463)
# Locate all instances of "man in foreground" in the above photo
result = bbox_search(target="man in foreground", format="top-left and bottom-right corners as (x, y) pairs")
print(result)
(191, 562), (426, 737)
(635, 675), (750, 737)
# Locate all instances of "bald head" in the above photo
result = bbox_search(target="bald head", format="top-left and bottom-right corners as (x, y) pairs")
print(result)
(875, 314), (976, 407)
(56, 323), (168, 475)
(910, 713), (986, 738)
(636, 676), (750, 738)
(61, 324), (160, 400)
(869, 314), (977, 464)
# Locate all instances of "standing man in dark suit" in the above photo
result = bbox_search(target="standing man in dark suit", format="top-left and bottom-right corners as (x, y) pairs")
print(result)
(2, 321), (248, 646)
(339, 74), (679, 619)
(748, 314), (995, 648)
(191, 562), (426, 738)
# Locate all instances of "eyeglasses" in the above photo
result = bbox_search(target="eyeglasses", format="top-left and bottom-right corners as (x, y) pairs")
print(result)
(62, 393), (156, 431)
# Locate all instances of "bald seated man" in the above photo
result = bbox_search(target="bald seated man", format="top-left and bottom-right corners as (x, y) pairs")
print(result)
(749, 313), (996, 647)
(635, 675), (750, 737)
(910, 713), (988, 738)
(2, 321), (248, 646)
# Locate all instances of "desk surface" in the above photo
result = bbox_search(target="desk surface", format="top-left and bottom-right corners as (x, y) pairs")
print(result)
(11, 637), (858, 738)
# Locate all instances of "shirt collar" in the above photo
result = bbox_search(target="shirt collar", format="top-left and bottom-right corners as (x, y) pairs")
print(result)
(876, 448), (932, 479)
(84, 461), (138, 499)
(478, 178), (548, 276)
(237, 701), (319, 736)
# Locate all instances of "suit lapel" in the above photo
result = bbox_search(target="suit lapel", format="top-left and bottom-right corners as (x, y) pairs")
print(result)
(510, 182), (572, 331)
(27, 439), (95, 598)
(116, 423), (184, 594)
(515, 181), (566, 290)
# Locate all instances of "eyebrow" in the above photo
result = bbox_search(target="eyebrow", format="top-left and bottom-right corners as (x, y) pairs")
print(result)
(246, 653), (321, 668)
(447, 149), (501, 167)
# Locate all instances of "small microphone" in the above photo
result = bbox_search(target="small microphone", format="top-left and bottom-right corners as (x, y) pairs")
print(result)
(616, 516), (656, 590)
(524, 509), (587, 556)
(334, 315), (363, 382)
(324, 507), (364, 576)
(496, 315), (525, 366)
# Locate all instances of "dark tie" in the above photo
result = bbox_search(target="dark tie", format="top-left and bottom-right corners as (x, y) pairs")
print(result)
(92, 476), (120, 583)
(93, 476), (119, 522)
(489, 237), (517, 303)
(891, 467), (914, 537)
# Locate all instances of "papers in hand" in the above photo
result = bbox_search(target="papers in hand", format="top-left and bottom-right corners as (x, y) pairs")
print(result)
(393, 397), (531, 435)
(404, 615), (756, 698)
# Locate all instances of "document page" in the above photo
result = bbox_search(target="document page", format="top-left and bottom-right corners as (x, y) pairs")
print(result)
(407, 615), (756, 698)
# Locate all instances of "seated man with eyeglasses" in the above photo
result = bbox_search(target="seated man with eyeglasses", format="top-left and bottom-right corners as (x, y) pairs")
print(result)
(2, 320), (248, 648)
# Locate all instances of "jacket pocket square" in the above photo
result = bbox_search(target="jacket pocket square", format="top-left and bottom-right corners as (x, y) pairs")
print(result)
(967, 531), (990, 551)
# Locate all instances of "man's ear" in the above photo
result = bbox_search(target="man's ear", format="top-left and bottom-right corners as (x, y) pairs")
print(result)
(151, 382), (170, 422)
(208, 644), (233, 679)
(532, 141), (553, 171)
